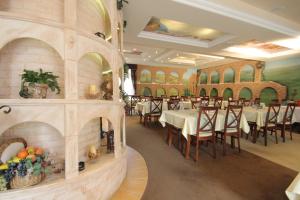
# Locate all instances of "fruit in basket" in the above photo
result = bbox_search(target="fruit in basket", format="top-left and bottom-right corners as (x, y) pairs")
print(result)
(35, 147), (44, 156)
(26, 154), (36, 162)
(12, 156), (21, 163)
(17, 150), (28, 159)
(0, 175), (7, 191)
(0, 164), (8, 170)
(26, 147), (35, 155)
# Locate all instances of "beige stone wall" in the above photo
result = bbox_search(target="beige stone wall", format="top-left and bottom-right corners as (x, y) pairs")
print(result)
(0, 38), (65, 99)
(198, 60), (287, 100)
(0, 0), (64, 22)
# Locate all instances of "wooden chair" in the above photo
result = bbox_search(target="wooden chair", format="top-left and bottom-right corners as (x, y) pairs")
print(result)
(167, 100), (180, 110)
(243, 99), (251, 107)
(170, 95), (179, 100)
(219, 105), (243, 155)
(144, 98), (163, 126)
(200, 97), (209, 106)
(191, 100), (201, 109)
(185, 107), (218, 161)
(255, 103), (281, 146)
(129, 95), (140, 116)
(214, 97), (223, 108)
(181, 96), (190, 101)
(191, 96), (201, 101)
(277, 103), (296, 142)
(228, 100), (239, 106)
(272, 99), (279, 104)
(254, 98), (260, 105)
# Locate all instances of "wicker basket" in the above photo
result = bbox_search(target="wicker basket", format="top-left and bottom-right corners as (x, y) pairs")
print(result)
(10, 173), (44, 189)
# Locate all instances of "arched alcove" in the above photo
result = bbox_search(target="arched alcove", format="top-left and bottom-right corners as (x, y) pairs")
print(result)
(77, 0), (112, 42)
(200, 72), (208, 84)
(223, 88), (233, 100)
(200, 88), (206, 97)
(260, 87), (278, 105)
(211, 71), (220, 84)
(168, 72), (179, 84)
(156, 88), (166, 97)
(0, 1), (64, 22)
(240, 64), (255, 82)
(239, 87), (253, 100)
(0, 38), (65, 99)
(78, 52), (113, 100)
(140, 69), (152, 83)
(141, 87), (152, 96)
(210, 88), (218, 97)
(169, 88), (179, 96)
(224, 68), (235, 83)
(155, 71), (166, 83)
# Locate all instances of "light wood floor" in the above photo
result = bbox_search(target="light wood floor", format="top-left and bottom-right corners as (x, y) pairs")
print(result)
(111, 147), (148, 200)
(240, 131), (300, 172)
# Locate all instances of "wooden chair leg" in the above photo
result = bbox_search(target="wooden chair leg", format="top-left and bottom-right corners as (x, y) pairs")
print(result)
(223, 134), (226, 156)
(195, 140), (199, 161)
(281, 126), (285, 142)
(275, 130), (278, 144)
(237, 136), (241, 153)
(185, 135), (191, 159)
(212, 138), (216, 158)
(290, 125), (293, 140)
(264, 129), (267, 146)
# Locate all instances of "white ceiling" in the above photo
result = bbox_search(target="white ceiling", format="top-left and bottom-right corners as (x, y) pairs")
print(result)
(123, 0), (300, 68)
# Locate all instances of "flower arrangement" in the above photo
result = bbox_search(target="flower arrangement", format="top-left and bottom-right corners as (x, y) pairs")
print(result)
(0, 146), (51, 190)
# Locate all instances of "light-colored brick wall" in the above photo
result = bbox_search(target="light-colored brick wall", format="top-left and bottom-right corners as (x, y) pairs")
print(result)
(0, 38), (65, 99)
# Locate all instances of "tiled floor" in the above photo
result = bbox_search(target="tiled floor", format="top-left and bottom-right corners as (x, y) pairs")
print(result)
(111, 147), (148, 200)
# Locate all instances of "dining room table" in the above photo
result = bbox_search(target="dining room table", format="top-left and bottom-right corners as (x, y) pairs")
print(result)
(286, 173), (300, 200)
(159, 109), (250, 159)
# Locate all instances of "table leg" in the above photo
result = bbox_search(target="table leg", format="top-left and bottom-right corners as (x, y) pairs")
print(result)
(185, 135), (191, 159)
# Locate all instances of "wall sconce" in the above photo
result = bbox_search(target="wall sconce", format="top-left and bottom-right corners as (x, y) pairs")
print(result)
(88, 84), (100, 99)
(95, 32), (106, 40)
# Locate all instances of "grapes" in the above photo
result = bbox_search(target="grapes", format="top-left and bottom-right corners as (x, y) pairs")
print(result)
(3, 164), (16, 183)
(17, 160), (27, 177)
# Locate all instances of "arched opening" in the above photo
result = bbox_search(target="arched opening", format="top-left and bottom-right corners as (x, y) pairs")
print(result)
(260, 87), (278, 105)
(200, 88), (206, 97)
(223, 88), (233, 100)
(210, 88), (218, 97)
(140, 69), (152, 83)
(156, 88), (166, 97)
(169, 88), (179, 96)
(239, 87), (253, 100)
(141, 87), (152, 96)
(0, 38), (64, 99)
(78, 52), (113, 100)
(168, 72), (179, 84)
(155, 71), (166, 83)
(240, 64), (255, 82)
(211, 71), (220, 84)
(224, 68), (235, 83)
(77, 0), (112, 42)
(199, 72), (208, 84)
(79, 117), (115, 164)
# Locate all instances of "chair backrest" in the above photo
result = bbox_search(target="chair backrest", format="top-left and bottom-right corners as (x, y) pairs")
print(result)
(224, 105), (243, 133)
(142, 96), (152, 102)
(150, 98), (163, 114)
(181, 96), (190, 101)
(228, 100), (239, 106)
(214, 97), (223, 108)
(161, 95), (167, 98)
(243, 99), (251, 107)
(130, 95), (140, 107)
(254, 98), (260, 105)
(265, 103), (281, 127)
(167, 100), (180, 110)
(200, 97), (209, 106)
(196, 106), (218, 137)
(272, 99), (279, 104)
(283, 103), (296, 125)
(191, 100), (201, 109)
(191, 96), (201, 101)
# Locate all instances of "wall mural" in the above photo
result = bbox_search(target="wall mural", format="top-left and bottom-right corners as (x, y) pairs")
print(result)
(182, 68), (197, 96)
(156, 88), (166, 97)
(224, 68), (235, 83)
(168, 72), (179, 84)
(200, 88), (206, 96)
(211, 71), (220, 84)
(260, 87), (278, 105)
(210, 88), (218, 97)
(240, 64), (254, 82)
(239, 87), (252, 100)
(140, 69), (151, 83)
(223, 88), (233, 100)
(200, 72), (208, 84)
(263, 57), (300, 101)
(141, 87), (152, 96)
(169, 88), (179, 96)
(155, 70), (165, 83)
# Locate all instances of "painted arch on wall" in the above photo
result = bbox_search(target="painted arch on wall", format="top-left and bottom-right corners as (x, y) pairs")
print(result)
(169, 88), (179, 96)
(155, 70), (166, 83)
(156, 88), (166, 97)
(210, 88), (218, 97)
(168, 72), (179, 84)
(240, 64), (255, 82)
(260, 87), (278, 105)
(141, 87), (152, 96)
(239, 87), (253, 100)
(140, 69), (152, 83)
(224, 68), (235, 83)
(200, 88), (206, 97)
(199, 72), (208, 84)
(223, 88), (233, 100)
(211, 71), (220, 84)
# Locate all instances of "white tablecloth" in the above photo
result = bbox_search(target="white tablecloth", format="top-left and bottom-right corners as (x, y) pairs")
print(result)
(135, 101), (192, 115)
(286, 173), (300, 200)
(159, 109), (250, 139)
(243, 107), (297, 128)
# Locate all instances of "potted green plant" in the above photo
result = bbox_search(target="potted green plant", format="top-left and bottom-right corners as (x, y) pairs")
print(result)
(19, 69), (61, 99)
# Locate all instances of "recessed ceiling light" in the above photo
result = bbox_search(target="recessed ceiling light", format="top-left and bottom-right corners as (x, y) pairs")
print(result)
(155, 50), (158, 54)
(272, 36), (300, 50)
(133, 48), (137, 51)
(168, 57), (171, 60)
(148, 55), (151, 58)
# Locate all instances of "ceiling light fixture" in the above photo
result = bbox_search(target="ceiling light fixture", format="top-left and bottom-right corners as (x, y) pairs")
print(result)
(272, 36), (300, 50)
